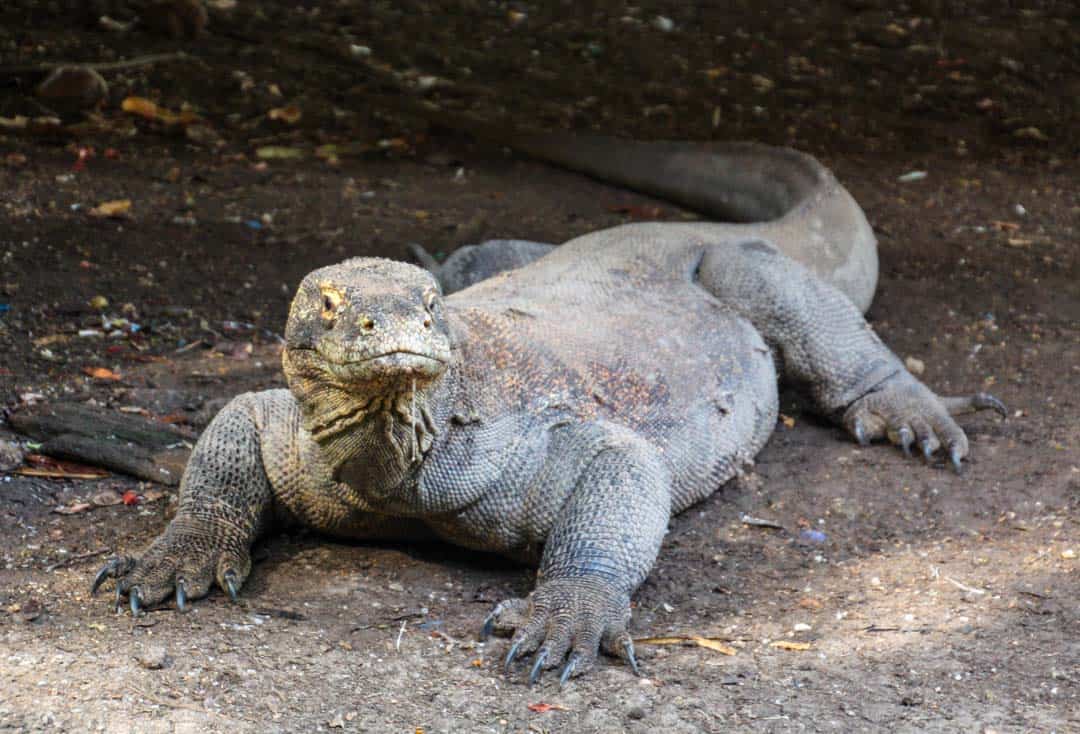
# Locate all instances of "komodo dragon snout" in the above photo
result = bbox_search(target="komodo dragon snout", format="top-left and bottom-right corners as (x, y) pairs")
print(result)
(281, 257), (450, 466)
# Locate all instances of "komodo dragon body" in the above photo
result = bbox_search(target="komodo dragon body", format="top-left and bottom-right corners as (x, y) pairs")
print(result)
(94, 135), (1004, 684)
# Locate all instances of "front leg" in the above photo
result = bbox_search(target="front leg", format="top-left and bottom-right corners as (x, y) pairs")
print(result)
(92, 388), (431, 613)
(698, 240), (1005, 469)
(92, 391), (276, 613)
(482, 433), (671, 685)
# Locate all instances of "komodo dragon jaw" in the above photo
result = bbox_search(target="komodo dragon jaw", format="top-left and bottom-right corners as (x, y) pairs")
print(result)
(282, 257), (451, 472)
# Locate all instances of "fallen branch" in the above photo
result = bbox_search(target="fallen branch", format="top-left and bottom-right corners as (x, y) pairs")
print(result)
(45, 548), (109, 572)
(0, 52), (195, 78)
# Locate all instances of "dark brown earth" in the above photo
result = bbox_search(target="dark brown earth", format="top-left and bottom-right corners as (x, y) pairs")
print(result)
(0, 2), (1077, 732)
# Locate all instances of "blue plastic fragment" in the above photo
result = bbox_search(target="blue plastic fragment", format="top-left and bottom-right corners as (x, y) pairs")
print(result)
(244, 219), (263, 230)
(0, 304), (9, 313)
(799, 529), (827, 544)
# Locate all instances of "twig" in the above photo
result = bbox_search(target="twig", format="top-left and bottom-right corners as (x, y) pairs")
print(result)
(127, 684), (230, 719)
(739, 513), (785, 530)
(0, 52), (195, 77)
(944, 576), (986, 595)
(395, 619), (407, 651)
(45, 548), (108, 572)
(174, 339), (206, 354)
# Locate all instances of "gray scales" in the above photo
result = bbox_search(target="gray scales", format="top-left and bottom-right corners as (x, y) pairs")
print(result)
(93, 134), (1005, 685)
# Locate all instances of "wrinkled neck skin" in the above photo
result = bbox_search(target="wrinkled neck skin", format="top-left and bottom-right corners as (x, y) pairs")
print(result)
(285, 320), (465, 515)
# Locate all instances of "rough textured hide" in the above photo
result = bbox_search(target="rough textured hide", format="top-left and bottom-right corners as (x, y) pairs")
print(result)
(94, 140), (1004, 684)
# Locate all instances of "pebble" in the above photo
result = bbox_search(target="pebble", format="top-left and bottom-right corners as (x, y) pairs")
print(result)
(652, 15), (674, 32)
(136, 645), (168, 670)
(626, 706), (646, 720)
(905, 356), (926, 375)
(0, 440), (24, 472)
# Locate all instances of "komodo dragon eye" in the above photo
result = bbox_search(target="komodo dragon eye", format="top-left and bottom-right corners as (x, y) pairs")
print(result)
(319, 285), (343, 323)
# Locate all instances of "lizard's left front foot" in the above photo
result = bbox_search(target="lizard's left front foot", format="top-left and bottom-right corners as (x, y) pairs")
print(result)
(842, 371), (1006, 473)
(480, 577), (638, 686)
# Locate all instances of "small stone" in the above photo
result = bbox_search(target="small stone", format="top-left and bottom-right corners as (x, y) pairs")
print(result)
(905, 356), (925, 375)
(793, 622), (812, 632)
(0, 440), (24, 472)
(328, 713), (345, 729)
(1013, 126), (1049, 142)
(136, 645), (168, 670)
(898, 170), (928, 182)
(626, 706), (646, 720)
(751, 74), (775, 93)
(1014, 203), (1027, 216)
(652, 15), (674, 32)
(1061, 549), (1076, 560)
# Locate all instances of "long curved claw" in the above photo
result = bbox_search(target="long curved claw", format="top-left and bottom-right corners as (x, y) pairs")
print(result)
(973, 392), (1008, 418)
(853, 418), (869, 447)
(129, 587), (142, 617)
(623, 639), (641, 677)
(504, 638), (524, 675)
(898, 427), (914, 457)
(222, 570), (240, 603)
(921, 439), (934, 462)
(91, 559), (120, 595)
(559, 652), (581, 687)
(480, 610), (497, 642)
(949, 444), (964, 474)
(528, 649), (549, 687)
(175, 578), (187, 612)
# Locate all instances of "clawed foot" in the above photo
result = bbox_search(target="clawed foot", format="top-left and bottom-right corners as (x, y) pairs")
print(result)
(479, 577), (639, 686)
(844, 372), (1006, 473)
(90, 531), (251, 614)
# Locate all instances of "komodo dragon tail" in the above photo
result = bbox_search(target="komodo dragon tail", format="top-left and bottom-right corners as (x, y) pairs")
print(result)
(394, 100), (878, 312)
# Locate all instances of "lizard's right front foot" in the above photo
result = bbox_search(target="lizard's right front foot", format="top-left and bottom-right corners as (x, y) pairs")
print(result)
(91, 528), (251, 614)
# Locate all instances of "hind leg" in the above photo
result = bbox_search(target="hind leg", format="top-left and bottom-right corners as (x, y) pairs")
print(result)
(696, 239), (1005, 470)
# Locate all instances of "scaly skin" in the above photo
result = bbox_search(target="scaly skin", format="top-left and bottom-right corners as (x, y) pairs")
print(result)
(94, 142), (1005, 686)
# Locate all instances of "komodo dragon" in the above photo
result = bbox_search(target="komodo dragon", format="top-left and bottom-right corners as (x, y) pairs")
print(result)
(93, 133), (1005, 684)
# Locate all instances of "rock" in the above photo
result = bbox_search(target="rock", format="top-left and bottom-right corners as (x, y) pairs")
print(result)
(35, 66), (108, 112)
(136, 645), (168, 670)
(0, 440), (24, 472)
(142, 0), (208, 39)
(627, 706), (646, 720)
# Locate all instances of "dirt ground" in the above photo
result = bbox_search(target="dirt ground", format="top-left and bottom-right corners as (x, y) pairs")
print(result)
(0, 1), (1077, 732)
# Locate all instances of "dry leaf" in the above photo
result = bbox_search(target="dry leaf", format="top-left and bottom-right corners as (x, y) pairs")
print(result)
(121, 96), (198, 126)
(780, 413), (796, 428)
(52, 502), (94, 514)
(635, 635), (736, 656)
(91, 489), (123, 506)
(82, 366), (121, 381)
(527, 702), (568, 713)
(88, 199), (132, 218)
(268, 106), (302, 124)
(255, 146), (304, 160)
(22, 454), (109, 480)
(770, 640), (812, 651)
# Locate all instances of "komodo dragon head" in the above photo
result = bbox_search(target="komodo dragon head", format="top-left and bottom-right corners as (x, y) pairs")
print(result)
(282, 258), (452, 473)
